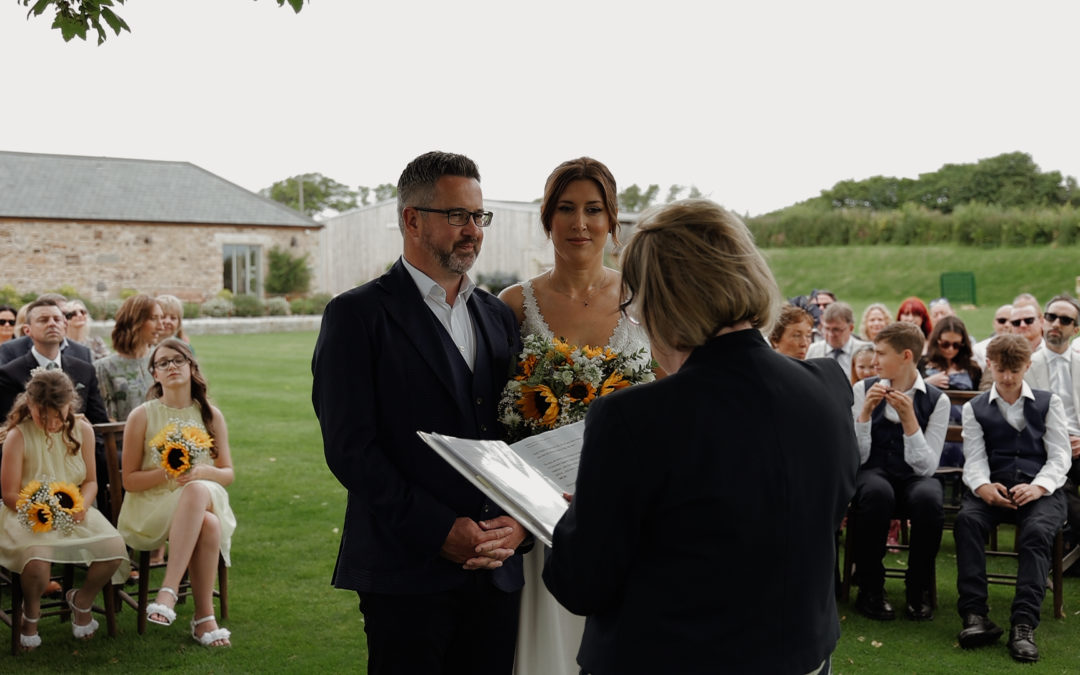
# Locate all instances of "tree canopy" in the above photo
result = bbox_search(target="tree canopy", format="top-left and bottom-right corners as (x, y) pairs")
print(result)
(20, 0), (305, 44)
(260, 173), (359, 217)
(815, 152), (1079, 213)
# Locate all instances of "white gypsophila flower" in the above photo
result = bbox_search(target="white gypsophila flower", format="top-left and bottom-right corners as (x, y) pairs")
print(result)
(582, 363), (602, 384)
(558, 370), (574, 386)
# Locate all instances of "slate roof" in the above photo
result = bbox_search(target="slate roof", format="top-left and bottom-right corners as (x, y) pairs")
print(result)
(0, 151), (318, 228)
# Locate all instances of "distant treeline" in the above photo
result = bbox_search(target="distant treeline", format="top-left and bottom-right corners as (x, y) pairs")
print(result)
(746, 152), (1080, 247)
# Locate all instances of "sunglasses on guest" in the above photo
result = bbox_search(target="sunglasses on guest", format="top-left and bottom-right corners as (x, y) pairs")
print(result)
(1044, 312), (1077, 327)
(1010, 316), (1037, 327)
(994, 317), (1009, 325)
(0, 319), (14, 326)
(64, 308), (88, 319)
(937, 339), (964, 350)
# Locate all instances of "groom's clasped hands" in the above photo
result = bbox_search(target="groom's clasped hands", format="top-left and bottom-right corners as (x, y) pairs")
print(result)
(440, 515), (527, 570)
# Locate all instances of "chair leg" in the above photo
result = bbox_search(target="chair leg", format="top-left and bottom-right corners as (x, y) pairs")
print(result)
(10, 572), (22, 657)
(104, 581), (118, 637)
(137, 550), (150, 634)
(1053, 529), (1064, 619)
(217, 555), (228, 620)
(840, 517), (854, 604)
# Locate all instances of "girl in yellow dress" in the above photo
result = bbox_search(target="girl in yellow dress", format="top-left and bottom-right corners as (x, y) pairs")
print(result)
(116, 338), (236, 647)
(0, 370), (127, 650)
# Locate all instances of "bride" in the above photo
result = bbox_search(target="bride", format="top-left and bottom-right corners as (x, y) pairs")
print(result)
(499, 157), (652, 675)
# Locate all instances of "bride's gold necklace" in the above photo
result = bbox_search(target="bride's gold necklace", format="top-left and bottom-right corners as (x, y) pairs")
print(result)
(547, 270), (611, 308)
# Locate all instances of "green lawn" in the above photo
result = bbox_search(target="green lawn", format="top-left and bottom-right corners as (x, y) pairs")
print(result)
(17, 323), (1080, 672)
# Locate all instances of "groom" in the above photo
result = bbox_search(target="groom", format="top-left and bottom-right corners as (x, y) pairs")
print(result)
(312, 151), (528, 674)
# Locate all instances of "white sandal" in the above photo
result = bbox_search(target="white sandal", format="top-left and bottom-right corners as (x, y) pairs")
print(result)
(191, 614), (231, 647)
(19, 605), (41, 650)
(66, 588), (100, 640)
(146, 586), (178, 626)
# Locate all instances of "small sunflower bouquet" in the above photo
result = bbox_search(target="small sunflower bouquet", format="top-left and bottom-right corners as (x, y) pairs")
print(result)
(151, 422), (213, 479)
(16, 477), (85, 535)
(498, 333), (655, 442)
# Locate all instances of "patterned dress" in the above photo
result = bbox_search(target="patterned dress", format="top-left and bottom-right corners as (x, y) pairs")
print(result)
(0, 420), (128, 581)
(94, 353), (154, 422)
(116, 399), (235, 564)
(514, 279), (651, 675)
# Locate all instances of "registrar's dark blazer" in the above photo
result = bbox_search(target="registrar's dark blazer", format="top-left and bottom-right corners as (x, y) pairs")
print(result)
(543, 329), (859, 675)
(311, 259), (524, 595)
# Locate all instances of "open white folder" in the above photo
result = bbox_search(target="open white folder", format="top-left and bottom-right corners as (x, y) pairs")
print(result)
(417, 421), (584, 547)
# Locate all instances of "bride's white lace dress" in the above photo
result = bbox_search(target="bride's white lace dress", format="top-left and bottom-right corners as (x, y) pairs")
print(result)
(513, 279), (651, 675)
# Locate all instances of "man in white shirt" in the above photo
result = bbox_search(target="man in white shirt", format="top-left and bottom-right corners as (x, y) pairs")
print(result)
(807, 302), (869, 380)
(1024, 294), (1080, 550)
(1010, 296), (1044, 353)
(955, 334), (1070, 663)
(973, 304), (1012, 369)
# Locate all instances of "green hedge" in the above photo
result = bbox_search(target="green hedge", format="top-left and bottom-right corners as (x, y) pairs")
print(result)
(747, 203), (1080, 248)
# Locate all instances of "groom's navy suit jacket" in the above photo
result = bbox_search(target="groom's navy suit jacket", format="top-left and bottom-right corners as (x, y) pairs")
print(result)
(312, 259), (524, 595)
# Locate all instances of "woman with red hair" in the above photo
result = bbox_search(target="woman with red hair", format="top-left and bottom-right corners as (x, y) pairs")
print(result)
(897, 297), (932, 339)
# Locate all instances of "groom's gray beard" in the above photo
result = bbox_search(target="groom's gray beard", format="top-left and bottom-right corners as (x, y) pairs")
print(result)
(425, 236), (481, 276)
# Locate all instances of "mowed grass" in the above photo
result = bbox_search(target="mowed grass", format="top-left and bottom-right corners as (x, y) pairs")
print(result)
(14, 331), (365, 673)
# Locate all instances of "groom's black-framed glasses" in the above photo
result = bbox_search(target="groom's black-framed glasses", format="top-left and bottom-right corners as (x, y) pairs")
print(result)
(412, 207), (493, 228)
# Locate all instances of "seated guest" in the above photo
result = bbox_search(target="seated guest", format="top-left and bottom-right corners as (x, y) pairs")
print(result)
(809, 289), (836, 342)
(807, 302), (870, 380)
(63, 299), (110, 361)
(0, 294), (92, 365)
(851, 344), (876, 384)
(897, 297), (933, 340)
(94, 294), (163, 422)
(13, 303), (29, 339)
(1024, 295), (1080, 552)
(1010, 303), (1044, 353)
(850, 322), (949, 621)
(922, 316), (982, 467)
(543, 199), (858, 675)
(929, 297), (955, 325)
(973, 304), (1013, 369)
(155, 294), (191, 344)
(859, 303), (891, 343)
(769, 304), (814, 359)
(0, 298), (111, 513)
(0, 305), (16, 345)
(955, 335), (1069, 663)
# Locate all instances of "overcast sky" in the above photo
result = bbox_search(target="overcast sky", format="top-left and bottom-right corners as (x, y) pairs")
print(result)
(2, 1), (1077, 217)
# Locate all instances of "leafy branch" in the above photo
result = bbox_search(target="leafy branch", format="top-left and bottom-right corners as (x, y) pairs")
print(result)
(20, 0), (306, 44)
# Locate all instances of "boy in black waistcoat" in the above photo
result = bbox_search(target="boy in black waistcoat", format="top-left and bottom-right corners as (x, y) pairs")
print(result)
(850, 322), (950, 621)
(955, 334), (1070, 663)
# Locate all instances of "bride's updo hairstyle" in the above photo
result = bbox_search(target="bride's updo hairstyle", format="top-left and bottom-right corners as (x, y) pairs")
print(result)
(540, 157), (620, 245)
(619, 199), (781, 352)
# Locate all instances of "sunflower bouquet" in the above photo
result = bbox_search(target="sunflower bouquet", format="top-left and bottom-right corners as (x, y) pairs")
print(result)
(498, 333), (655, 442)
(15, 477), (85, 535)
(151, 421), (213, 480)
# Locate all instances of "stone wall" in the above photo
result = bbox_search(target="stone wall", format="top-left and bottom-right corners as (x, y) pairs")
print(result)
(0, 217), (321, 304)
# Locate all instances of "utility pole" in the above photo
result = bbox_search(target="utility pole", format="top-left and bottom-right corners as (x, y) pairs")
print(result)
(297, 175), (305, 214)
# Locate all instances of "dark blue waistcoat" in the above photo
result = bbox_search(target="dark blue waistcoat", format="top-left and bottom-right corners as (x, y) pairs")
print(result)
(863, 376), (943, 478)
(432, 305), (499, 441)
(969, 389), (1051, 487)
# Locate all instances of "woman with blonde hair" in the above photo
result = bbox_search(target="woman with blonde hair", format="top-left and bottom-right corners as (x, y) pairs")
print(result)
(63, 299), (110, 360)
(543, 199), (857, 675)
(859, 303), (891, 342)
(94, 294), (163, 422)
(155, 295), (190, 344)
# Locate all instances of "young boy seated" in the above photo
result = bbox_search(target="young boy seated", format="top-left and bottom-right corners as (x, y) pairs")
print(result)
(850, 322), (950, 621)
(955, 334), (1070, 663)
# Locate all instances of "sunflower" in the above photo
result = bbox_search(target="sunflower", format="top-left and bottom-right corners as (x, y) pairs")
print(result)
(27, 503), (53, 533)
(515, 354), (538, 381)
(552, 339), (574, 363)
(581, 345), (605, 360)
(17, 480), (42, 510)
(161, 441), (192, 478)
(565, 381), (597, 404)
(516, 384), (560, 426)
(149, 423), (177, 451)
(49, 482), (84, 515)
(181, 425), (213, 450)
(600, 372), (630, 396)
